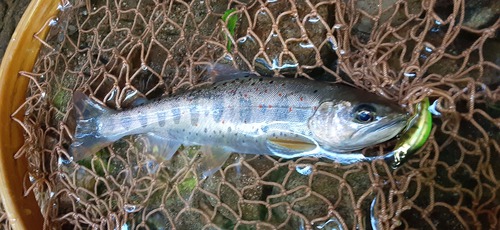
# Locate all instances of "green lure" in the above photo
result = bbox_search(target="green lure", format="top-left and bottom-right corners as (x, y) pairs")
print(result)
(390, 98), (433, 168)
(222, 9), (238, 51)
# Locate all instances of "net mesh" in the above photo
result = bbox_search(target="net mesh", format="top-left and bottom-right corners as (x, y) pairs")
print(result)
(13, 0), (499, 229)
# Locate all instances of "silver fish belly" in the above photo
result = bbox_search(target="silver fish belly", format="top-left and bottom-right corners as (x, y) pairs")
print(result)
(70, 76), (408, 176)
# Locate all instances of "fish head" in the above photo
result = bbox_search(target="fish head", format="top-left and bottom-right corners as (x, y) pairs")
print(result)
(308, 96), (409, 152)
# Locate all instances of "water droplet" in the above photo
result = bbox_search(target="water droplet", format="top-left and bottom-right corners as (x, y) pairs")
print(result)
(308, 16), (320, 23)
(124, 204), (139, 213)
(29, 174), (35, 183)
(333, 24), (343, 29)
(58, 155), (73, 165)
(267, 0), (278, 3)
(327, 37), (338, 50)
(121, 223), (129, 230)
(370, 197), (379, 230)
(146, 160), (159, 174)
(295, 164), (312, 176)
(430, 20), (442, 32)
(403, 72), (417, 78)
(428, 99), (441, 116)
(49, 18), (58, 26)
(271, 58), (298, 70)
(50, 192), (55, 198)
(299, 42), (314, 48)
(314, 217), (343, 229)
(57, 2), (72, 11)
(424, 46), (433, 53)
(339, 49), (346, 55)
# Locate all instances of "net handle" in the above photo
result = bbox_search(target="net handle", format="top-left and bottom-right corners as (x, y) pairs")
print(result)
(0, 0), (60, 229)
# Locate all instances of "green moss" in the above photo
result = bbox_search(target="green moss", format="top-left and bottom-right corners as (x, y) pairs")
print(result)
(178, 173), (197, 198)
(52, 89), (71, 112)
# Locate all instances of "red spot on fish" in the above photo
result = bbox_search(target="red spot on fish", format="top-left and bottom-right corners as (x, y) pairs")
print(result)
(300, 97), (304, 101)
(289, 107), (293, 112)
(244, 94), (248, 98)
(222, 120), (225, 124)
(313, 106), (317, 110)
(259, 104), (263, 108)
(268, 105), (272, 108)
(278, 93), (282, 97)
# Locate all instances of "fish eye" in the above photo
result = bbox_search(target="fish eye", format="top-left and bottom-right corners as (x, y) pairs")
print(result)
(354, 104), (376, 123)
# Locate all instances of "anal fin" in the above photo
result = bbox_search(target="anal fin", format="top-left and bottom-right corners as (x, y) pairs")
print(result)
(197, 146), (232, 179)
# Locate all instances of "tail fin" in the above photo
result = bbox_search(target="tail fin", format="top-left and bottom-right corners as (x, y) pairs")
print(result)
(69, 92), (116, 162)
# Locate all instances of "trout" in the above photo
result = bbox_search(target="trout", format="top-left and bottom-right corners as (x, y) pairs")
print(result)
(70, 72), (409, 176)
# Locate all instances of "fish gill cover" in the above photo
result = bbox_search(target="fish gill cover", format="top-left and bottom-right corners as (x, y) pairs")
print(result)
(9, 0), (499, 229)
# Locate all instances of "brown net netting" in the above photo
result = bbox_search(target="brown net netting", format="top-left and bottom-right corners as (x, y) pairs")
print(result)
(12, 0), (499, 229)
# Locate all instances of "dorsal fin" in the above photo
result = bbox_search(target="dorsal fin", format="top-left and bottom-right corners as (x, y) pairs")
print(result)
(207, 64), (258, 82)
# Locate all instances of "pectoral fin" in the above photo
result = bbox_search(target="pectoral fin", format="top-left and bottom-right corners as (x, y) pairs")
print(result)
(265, 132), (318, 158)
(197, 146), (232, 179)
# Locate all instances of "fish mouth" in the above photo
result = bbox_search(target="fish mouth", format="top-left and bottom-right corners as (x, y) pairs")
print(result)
(367, 114), (408, 134)
(353, 113), (409, 139)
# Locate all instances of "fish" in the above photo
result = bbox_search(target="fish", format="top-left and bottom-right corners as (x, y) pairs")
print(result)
(70, 71), (409, 177)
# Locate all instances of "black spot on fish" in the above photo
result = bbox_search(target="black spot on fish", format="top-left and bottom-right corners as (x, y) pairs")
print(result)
(259, 78), (263, 81)
(269, 80), (274, 84)
(227, 127), (232, 132)
(204, 128), (208, 133)
(313, 89), (318, 93)
(157, 111), (167, 127)
(139, 113), (148, 128)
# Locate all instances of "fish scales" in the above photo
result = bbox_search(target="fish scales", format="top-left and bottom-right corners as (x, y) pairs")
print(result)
(70, 74), (408, 170)
(98, 77), (324, 154)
